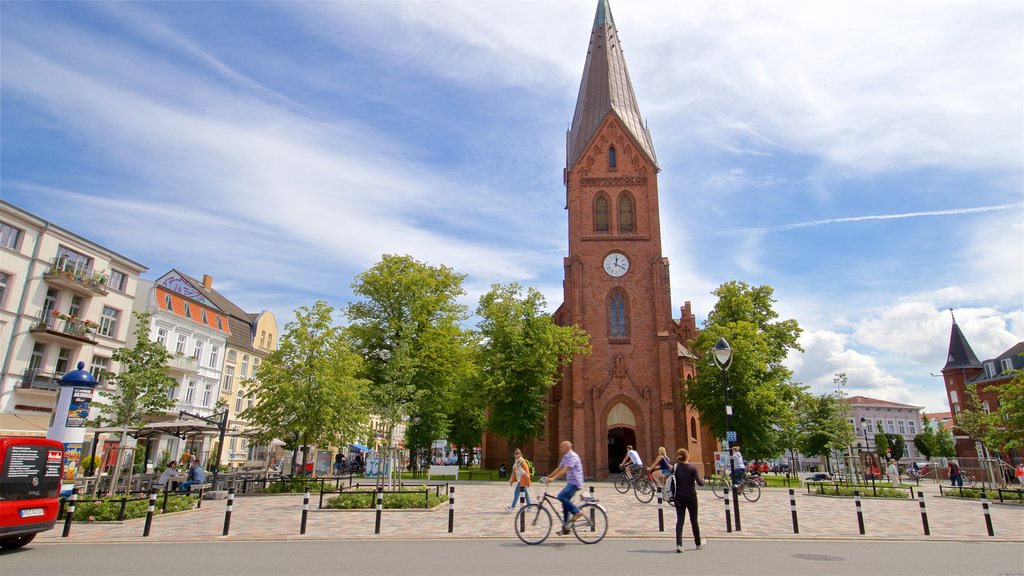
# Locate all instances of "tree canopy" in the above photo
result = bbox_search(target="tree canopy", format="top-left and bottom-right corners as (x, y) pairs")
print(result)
(476, 283), (590, 453)
(683, 281), (804, 459)
(242, 300), (369, 471)
(957, 364), (1024, 455)
(98, 312), (177, 428)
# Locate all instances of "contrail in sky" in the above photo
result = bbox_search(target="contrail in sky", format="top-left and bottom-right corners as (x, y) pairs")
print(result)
(712, 202), (1023, 237)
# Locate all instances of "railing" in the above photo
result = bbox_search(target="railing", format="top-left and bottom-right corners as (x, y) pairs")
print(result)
(44, 257), (108, 293)
(20, 369), (62, 392)
(167, 354), (200, 372)
(938, 485), (1024, 503)
(806, 480), (916, 499)
(32, 310), (98, 342)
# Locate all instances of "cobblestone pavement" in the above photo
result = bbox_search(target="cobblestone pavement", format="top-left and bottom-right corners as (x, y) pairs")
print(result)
(38, 481), (1023, 544)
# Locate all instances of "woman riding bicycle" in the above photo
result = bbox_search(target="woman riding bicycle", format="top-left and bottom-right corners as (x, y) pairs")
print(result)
(648, 447), (672, 488)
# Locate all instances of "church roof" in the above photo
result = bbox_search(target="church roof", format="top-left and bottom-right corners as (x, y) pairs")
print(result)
(944, 314), (981, 370)
(567, 0), (658, 170)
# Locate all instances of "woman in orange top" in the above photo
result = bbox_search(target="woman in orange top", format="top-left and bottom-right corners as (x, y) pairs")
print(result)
(505, 448), (532, 512)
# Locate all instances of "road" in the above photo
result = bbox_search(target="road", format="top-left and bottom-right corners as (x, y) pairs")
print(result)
(5, 538), (1023, 576)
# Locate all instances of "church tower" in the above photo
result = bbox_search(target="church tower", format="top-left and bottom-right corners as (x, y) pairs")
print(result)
(544, 0), (689, 478)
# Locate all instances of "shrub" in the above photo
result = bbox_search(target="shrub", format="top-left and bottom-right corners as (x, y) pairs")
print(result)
(325, 490), (445, 509)
(265, 477), (322, 493)
(59, 494), (197, 521)
(810, 484), (909, 499)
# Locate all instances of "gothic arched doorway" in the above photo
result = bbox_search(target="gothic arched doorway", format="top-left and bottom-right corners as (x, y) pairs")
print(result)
(606, 401), (638, 474)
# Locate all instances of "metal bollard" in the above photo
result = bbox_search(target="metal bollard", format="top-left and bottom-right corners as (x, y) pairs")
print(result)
(656, 485), (664, 532)
(300, 490), (310, 535)
(448, 486), (455, 533)
(917, 490), (929, 536)
(733, 481), (741, 531)
(223, 489), (234, 536)
(723, 485), (733, 533)
(854, 490), (865, 535)
(981, 491), (994, 536)
(61, 488), (78, 538)
(789, 488), (799, 534)
(374, 488), (383, 534)
(589, 486), (595, 532)
(162, 485), (170, 514)
(143, 489), (158, 537)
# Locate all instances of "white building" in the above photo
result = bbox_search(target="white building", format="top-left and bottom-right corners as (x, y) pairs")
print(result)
(845, 396), (925, 463)
(0, 200), (146, 436)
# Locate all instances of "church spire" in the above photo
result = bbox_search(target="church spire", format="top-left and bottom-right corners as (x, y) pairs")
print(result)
(944, 309), (981, 370)
(567, 0), (658, 170)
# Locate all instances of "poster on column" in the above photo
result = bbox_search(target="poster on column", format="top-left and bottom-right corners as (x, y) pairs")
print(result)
(62, 443), (82, 481)
(65, 387), (94, 428)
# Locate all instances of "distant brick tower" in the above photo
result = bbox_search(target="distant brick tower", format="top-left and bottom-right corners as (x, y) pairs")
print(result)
(941, 311), (985, 459)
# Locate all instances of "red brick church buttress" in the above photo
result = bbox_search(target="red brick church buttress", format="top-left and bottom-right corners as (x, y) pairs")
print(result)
(484, 0), (709, 479)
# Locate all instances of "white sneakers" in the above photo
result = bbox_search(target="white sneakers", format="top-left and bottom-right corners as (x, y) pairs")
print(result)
(676, 545), (683, 553)
(504, 506), (513, 513)
(696, 539), (708, 550)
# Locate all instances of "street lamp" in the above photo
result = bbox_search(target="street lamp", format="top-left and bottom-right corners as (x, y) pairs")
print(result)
(712, 337), (740, 531)
(859, 417), (876, 491)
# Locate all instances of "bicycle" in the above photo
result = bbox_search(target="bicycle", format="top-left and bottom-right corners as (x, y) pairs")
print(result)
(614, 464), (656, 503)
(710, 474), (761, 503)
(514, 481), (608, 545)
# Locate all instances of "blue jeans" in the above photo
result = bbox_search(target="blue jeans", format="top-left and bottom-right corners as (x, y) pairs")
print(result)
(556, 484), (581, 525)
(731, 468), (746, 486)
(510, 483), (532, 508)
(951, 474), (962, 487)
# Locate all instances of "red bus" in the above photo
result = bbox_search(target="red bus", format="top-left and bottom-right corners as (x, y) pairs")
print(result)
(0, 437), (64, 550)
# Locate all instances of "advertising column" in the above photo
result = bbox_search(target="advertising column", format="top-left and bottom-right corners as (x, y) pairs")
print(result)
(46, 362), (98, 494)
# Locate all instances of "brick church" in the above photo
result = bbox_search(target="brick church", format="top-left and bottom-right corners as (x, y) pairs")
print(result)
(484, 0), (712, 479)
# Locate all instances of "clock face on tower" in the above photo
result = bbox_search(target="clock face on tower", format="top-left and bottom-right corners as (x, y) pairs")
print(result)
(603, 252), (629, 277)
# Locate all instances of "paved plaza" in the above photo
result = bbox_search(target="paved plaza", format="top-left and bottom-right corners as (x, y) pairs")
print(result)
(37, 481), (1024, 544)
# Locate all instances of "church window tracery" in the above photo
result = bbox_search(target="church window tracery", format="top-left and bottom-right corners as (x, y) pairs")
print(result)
(594, 193), (610, 233)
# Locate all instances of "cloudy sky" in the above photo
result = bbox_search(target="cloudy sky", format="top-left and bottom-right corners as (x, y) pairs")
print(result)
(2, 1), (1021, 412)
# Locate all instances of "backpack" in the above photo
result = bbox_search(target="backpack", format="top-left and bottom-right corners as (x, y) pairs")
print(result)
(665, 464), (677, 504)
(523, 458), (536, 476)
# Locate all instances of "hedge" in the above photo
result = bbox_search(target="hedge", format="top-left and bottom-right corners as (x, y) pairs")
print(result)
(59, 494), (196, 522)
(325, 490), (445, 509)
(810, 485), (910, 499)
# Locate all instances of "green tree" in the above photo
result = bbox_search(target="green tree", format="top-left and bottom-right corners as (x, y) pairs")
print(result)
(98, 312), (178, 493)
(346, 255), (476, 482)
(446, 372), (486, 468)
(476, 283), (590, 458)
(241, 301), (369, 475)
(933, 429), (957, 458)
(798, 391), (856, 471)
(961, 365), (1024, 454)
(683, 281), (804, 459)
(913, 415), (938, 459)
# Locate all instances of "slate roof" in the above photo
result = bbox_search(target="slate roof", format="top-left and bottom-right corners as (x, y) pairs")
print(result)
(943, 318), (981, 370)
(179, 273), (255, 352)
(566, 0), (658, 170)
(968, 341), (1024, 384)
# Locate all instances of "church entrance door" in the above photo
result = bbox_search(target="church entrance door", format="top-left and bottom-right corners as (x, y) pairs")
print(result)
(607, 427), (636, 474)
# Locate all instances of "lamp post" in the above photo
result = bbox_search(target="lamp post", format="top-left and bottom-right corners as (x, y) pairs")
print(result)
(713, 337), (740, 531)
(859, 418), (876, 491)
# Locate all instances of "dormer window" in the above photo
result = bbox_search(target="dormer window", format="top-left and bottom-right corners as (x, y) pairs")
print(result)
(608, 146), (616, 169)
(1000, 358), (1013, 372)
(985, 362), (996, 378)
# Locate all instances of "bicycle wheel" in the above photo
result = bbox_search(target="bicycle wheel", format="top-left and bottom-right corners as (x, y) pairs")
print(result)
(572, 504), (608, 544)
(710, 477), (727, 499)
(741, 480), (761, 503)
(964, 474), (977, 487)
(514, 503), (552, 545)
(614, 474), (631, 494)
(634, 477), (655, 503)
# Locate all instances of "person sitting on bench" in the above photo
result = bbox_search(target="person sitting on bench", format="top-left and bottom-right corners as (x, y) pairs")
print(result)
(180, 459), (206, 492)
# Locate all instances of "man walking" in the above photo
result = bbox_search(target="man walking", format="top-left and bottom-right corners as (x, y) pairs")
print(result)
(543, 441), (585, 535)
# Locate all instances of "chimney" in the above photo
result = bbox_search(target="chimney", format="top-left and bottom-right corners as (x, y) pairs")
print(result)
(202, 274), (213, 289)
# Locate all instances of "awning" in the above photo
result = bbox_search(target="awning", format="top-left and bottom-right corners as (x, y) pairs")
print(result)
(349, 443), (372, 453)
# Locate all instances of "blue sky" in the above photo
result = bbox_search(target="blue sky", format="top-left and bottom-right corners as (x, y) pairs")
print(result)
(2, 1), (1021, 413)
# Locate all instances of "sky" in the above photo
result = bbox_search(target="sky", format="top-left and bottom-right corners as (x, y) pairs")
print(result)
(2, 1), (1021, 413)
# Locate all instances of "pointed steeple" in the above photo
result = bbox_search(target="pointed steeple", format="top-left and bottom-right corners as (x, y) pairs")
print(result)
(944, 309), (981, 370)
(567, 0), (658, 170)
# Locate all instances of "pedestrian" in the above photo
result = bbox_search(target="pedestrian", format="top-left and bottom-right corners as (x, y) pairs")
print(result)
(947, 459), (962, 487)
(334, 452), (343, 475)
(180, 459), (206, 492)
(648, 446), (672, 488)
(619, 445), (643, 481)
(542, 441), (586, 535)
(887, 459), (901, 487)
(671, 448), (707, 553)
(154, 461), (178, 491)
(505, 448), (532, 512)
(730, 446), (746, 486)
(1016, 463), (1023, 485)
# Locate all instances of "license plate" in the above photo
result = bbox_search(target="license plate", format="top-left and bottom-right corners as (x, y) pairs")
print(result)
(19, 508), (44, 518)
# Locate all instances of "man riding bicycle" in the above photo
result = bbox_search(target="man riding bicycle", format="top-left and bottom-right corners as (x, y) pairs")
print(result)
(542, 440), (586, 535)
(619, 445), (643, 481)
(730, 446), (746, 486)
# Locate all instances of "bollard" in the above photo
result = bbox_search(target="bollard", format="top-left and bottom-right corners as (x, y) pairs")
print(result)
(162, 485), (170, 514)
(589, 486), (595, 532)
(723, 485), (733, 533)
(61, 488), (78, 538)
(981, 491), (994, 537)
(300, 490), (310, 535)
(448, 486), (455, 533)
(374, 488), (383, 534)
(733, 481), (741, 531)
(854, 490), (865, 535)
(788, 488), (799, 534)
(917, 491), (929, 536)
(223, 489), (234, 536)
(143, 488), (158, 537)
(656, 485), (665, 532)
(118, 496), (129, 521)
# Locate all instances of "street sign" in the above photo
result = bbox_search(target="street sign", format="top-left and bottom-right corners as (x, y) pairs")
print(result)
(726, 405), (733, 416)
(727, 431), (737, 442)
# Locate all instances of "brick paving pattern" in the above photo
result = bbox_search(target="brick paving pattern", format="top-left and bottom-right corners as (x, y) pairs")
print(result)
(38, 481), (1023, 544)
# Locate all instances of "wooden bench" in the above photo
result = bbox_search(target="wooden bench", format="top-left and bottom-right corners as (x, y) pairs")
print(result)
(428, 465), (459, 480)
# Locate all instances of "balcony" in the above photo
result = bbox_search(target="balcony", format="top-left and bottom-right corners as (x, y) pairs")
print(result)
(30, 311), (98, 344)
(167, 354), (200, 374)
(19, 369), (62, 393)
(43, 257), (108, 296)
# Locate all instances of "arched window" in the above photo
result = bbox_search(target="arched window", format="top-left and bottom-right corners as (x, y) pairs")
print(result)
(609, 291), (627, 338)
(608, 146), (616, 169)
(593, 193), (610, 233)
(618, 193), (634, 233)
(690, 417), (698, 440)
